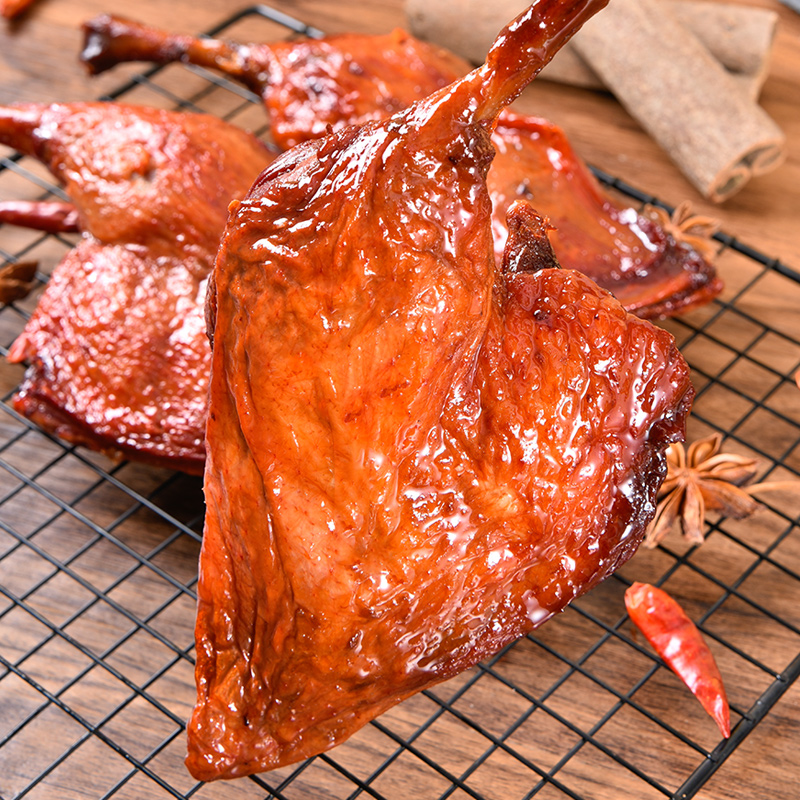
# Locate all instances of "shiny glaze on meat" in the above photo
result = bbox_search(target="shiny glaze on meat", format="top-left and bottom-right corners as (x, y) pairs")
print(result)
(81, 15), (470, 150)
(3, 102), (274, 472)
(80, 13), (722, 320)
(259, 29), (471, 149)
(489, 113), (723, 318)
(188, 0), (694, 780)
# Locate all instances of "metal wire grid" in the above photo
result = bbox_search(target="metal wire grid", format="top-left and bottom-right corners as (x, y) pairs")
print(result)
(1, 5), (799, 799)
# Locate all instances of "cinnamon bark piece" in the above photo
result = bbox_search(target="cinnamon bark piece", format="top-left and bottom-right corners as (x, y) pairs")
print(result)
(406, 0), (778, 101)
(571, 0), (785, 201)
(673, 0), (777, 79)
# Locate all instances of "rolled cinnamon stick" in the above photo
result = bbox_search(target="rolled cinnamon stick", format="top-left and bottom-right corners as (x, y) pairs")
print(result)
(540, 1), (777, 101)
(541, 52), (761, 102)
(405, 0), (785, 201)
(406, 0), (777, 101)
(570, 0), (785, 201)
(674, 1), (776, 77)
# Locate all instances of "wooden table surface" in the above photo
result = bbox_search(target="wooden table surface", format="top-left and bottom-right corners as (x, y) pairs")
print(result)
(1, 2), (799, 800)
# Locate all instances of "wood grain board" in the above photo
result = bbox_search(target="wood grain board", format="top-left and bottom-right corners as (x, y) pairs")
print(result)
(1, 2), (799, 799)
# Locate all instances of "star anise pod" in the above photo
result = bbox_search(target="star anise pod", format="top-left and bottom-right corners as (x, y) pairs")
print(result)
(644, 432), (800, 548)
(644, 201), (721, 263)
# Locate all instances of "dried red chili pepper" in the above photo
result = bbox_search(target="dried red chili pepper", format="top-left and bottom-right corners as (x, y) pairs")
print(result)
(625, 581), (731, 738)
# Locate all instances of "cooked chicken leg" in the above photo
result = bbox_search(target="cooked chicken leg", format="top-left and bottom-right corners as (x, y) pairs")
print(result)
(191, 0), (693, 781)
(3, 103), (274, 472)
(80, 12), (722, 319)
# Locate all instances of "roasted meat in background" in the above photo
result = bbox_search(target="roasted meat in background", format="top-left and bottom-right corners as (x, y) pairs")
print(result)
(80, 11), (722, 320)
(2, 102), (275, 473)
(189, 0), (694, 780)
(81, 14), (469, 151)
(488, 112), (722, 318)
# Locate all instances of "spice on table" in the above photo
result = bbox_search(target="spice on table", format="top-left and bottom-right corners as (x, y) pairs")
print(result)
(625, 581), (731, 738)
(644, 432), (800, 548)
(643, 201), (720, 262)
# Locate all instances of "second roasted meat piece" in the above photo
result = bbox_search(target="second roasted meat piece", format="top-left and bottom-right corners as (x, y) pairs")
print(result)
(489, 112), (722, 318)
(191, 0), (694, 781)
(80, 12), (722, 319)
(3, 102), (275, 472)
(81, 14), (468, 150)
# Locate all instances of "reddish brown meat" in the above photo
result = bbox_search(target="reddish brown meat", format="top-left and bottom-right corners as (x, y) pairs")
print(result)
(0, 200), (80, 234)
(81, 15), (469, 151)
(488, 113), (723, 318)
(3, 103), (274, 473)
(190, 0), (693, 781)
(80, 13), (722, 319)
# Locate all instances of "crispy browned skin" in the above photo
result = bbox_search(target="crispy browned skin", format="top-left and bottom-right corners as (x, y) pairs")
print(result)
(488, 113), (723, 318)
(80, 13), (722, 319)
(190, 0), (694, 781)
(3, 103), (274, 473)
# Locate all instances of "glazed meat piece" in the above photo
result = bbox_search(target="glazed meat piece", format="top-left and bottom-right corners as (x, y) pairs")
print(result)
(80, 13), (722, 319)
(489, 112), (723, 318)
(81, 14), (469, 150)
(191, 0), (693, 781)
(3, 103), (274, 473)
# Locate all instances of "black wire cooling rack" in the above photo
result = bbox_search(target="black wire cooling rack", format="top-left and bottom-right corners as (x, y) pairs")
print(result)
(1, 5), (800, 800)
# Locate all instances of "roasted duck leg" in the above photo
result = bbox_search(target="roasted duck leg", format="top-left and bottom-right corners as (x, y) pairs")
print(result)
(192, 0), (693, 781)
(80, 12), (722, 319)
(3, 103), (274, 473)
(81, 14), (468, 151)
